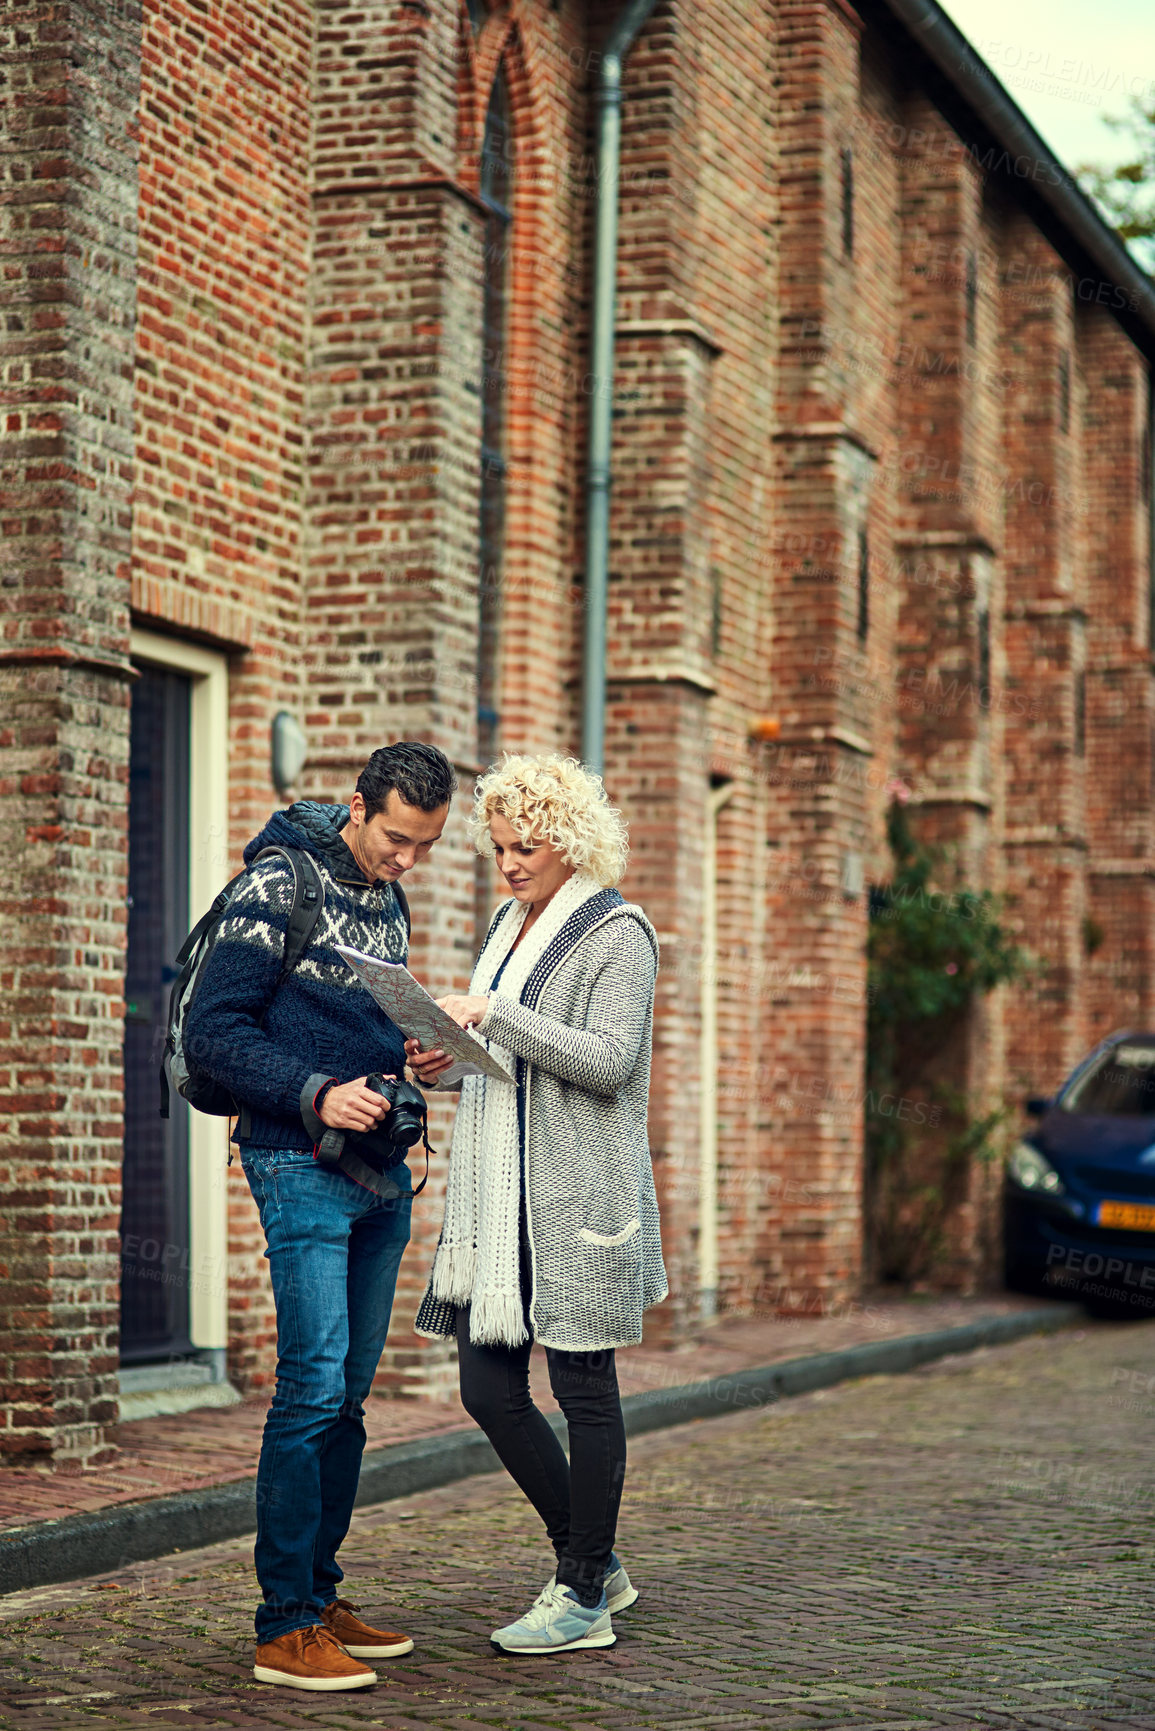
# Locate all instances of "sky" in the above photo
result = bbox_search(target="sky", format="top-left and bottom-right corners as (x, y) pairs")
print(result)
(938, 0), (1153, 174)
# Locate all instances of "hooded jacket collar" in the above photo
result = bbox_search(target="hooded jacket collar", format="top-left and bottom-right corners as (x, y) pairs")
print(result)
(243, 801), (373, 888)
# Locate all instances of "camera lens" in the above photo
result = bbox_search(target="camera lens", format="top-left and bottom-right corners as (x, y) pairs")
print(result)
(362, 1075), (425, 1151)
(388, 1104), (425, 1148)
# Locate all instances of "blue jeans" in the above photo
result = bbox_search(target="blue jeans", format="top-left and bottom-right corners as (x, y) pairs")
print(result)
(241, 1145), (413, 1642)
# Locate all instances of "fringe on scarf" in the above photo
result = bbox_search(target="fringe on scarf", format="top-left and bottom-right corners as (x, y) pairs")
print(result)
(430, 1241), (477, 1304)
(468, 1287), (530, 1347)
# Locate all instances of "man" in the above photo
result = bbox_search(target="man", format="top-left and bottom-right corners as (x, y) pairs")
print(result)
(185, 740), (456, 1692)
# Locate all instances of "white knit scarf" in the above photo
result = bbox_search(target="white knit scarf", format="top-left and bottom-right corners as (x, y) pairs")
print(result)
(429, 871), (606, 1346)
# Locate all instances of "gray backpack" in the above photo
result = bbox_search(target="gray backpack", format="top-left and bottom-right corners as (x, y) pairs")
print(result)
(160, 846), (328, 1118)
(160, 847), (414, 1119)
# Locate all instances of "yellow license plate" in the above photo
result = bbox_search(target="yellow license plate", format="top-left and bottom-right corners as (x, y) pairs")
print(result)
(1097, 1200), (1155, 1231)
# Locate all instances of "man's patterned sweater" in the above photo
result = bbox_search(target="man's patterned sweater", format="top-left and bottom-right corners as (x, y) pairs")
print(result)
(184, 801), (409, 1150)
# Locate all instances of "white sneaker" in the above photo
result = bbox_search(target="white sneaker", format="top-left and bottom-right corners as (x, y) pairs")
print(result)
(602, 1554), (639, 1613)
(536, 1552), (638, 1615)
(491, 1582), (616, 1654)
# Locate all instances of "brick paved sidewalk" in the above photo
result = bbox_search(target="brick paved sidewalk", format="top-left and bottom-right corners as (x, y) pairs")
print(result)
(0, 1295), (1043, 1533)
(3, 1318), (1153, 1729)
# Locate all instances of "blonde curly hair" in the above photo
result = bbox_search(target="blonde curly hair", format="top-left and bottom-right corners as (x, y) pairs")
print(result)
(472, 752), (629, 889)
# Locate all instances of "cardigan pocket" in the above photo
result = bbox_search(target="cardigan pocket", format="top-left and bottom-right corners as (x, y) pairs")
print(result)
(577, 1217), (640, 1249)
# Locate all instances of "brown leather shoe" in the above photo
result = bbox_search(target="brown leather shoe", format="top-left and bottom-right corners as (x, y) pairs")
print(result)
(253, 1624), (377, 1690)
(321, 1596), (415, 1658)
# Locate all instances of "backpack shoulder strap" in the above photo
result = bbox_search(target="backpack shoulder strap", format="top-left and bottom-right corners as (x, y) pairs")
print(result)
(283, 851), (325, 974)
(393, 878), (411, 940)
(173, 871), (245, 969)
(251, 846), (325, 977)
(232, 847), (326, 1144)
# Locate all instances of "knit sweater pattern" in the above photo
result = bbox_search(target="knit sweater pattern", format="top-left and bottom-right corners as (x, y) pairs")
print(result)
(183, 801), (409, 1150)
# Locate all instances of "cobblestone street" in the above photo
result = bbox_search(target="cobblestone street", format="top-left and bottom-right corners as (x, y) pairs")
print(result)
(2, 1322), (1153, 1730)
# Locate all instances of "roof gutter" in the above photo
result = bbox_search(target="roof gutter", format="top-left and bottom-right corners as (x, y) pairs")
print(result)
(580, 0), (659, 775)
(877, 0), (1155, 356)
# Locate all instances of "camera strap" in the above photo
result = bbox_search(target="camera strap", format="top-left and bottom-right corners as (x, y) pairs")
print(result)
(314, 1126), (430, 1199)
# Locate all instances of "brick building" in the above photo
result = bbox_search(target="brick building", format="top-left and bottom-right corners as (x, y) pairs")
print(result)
(3, 0), (1154, 1464)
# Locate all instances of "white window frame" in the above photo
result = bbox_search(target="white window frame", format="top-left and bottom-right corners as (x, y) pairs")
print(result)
(130, 629), (230, 1355)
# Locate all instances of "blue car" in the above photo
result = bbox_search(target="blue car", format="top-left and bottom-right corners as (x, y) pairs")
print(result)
(1005, 1030), (1155, 1316)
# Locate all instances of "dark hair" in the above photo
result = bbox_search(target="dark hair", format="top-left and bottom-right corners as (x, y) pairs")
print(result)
(356, 741), (457, 818)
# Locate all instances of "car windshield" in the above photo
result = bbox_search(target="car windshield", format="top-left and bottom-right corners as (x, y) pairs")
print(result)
(1062, 1041), (1155, 1116)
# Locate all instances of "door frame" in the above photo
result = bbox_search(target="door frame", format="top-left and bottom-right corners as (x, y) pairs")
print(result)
(129, 629), (230, 1356)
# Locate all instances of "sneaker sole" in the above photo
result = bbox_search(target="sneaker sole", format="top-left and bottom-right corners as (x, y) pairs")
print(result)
(341, 1638), (414, 1658)
(253, 1665), (377, 1690)
(606, 1584), (638, 1614)
(491, 1630), (617, 1654)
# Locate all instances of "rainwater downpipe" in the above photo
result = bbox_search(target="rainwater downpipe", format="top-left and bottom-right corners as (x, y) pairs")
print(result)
(699, 781), (734, 1318)
(580, 0), (659, 773)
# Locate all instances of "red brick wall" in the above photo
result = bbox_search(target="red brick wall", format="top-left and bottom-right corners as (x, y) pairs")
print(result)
(1082, 316), (1155, 1047)
(5, 0), (1155, 1458)
(137, 0), (1155, 1377)
(0, 0), (138, 1463)
(132, 0), (314, 1392)
(1000, 214), (1088, 1097)
(301, 0), (599, 1380)
(890, 101), (1003, 1284)
(762, 0), (885, 1309)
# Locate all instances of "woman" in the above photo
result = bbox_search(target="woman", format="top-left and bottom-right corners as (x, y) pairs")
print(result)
(406, 752), (666, 1655)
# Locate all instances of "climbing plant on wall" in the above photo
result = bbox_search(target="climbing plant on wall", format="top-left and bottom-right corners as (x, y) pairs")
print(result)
(865, 797), (1028, 1284)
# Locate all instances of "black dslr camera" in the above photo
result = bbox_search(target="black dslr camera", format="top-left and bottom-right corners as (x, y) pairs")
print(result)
(363, 1072), (427, 1156)
(314, 1073), (432, 1198)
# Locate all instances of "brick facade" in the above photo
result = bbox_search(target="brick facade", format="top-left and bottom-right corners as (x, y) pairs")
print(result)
(0, 0), (139, 1463)
(2, 0), (1153, 1462)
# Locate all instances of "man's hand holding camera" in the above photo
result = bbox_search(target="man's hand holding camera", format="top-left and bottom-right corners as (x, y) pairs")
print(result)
(317, 1073), (429, 1161)
(318, 1076), (394, 1134)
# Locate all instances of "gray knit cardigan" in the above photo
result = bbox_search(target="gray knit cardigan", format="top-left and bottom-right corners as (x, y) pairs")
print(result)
(415, 890), (668, 1351)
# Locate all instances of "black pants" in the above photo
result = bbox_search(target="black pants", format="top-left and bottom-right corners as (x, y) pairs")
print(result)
(455, 1304), (627, 1607)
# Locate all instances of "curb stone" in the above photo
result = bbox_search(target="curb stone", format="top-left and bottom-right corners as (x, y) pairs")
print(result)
(0, 1303), (1081, 1596)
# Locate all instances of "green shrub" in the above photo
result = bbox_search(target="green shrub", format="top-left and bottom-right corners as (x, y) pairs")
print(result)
(866, 801), (1028, 1283)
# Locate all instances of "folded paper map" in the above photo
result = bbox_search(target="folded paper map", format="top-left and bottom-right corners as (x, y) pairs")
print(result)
(336, 945), (514, 1086)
